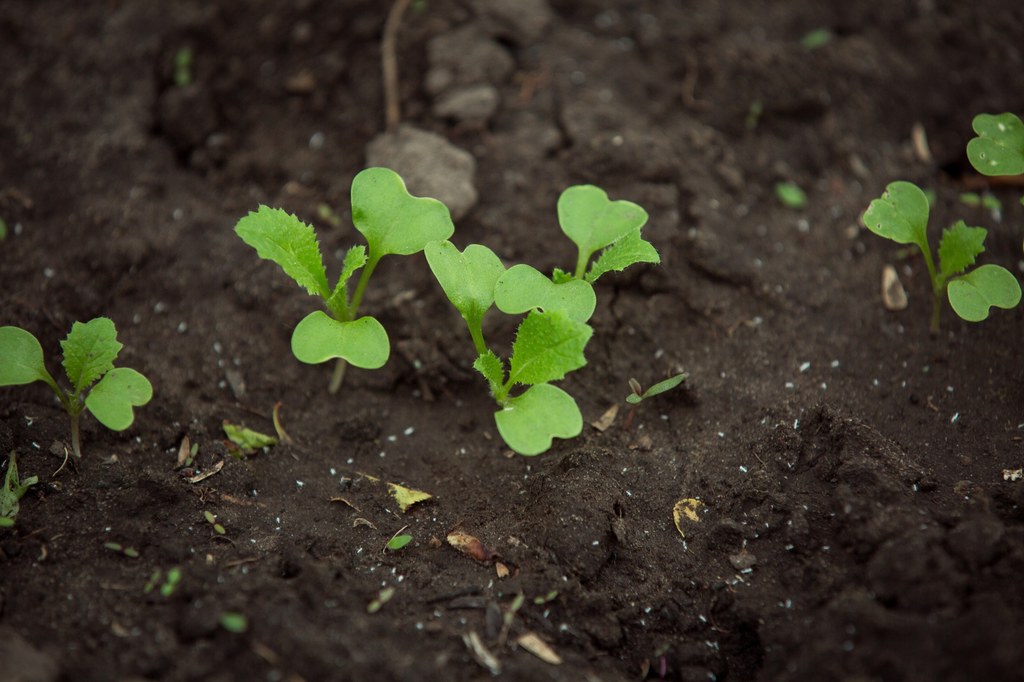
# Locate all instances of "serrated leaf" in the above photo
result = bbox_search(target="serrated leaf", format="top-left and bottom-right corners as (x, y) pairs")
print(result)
(558, 185), (648, 262)
(947, 264), (1022, 322)
(425, 241), (504, 323)
(325, 245), (368, 315)
(967, 112), (1024, 176)
(0, 326), (53, 387)
(473, 350), (505, 394)
(223, 421), (278, 453)
(61, 318), (122, 393)
(387, 482), (433, 513)
(235, 206), (330, 298)
(1, 452), (38, 523)
(862, 181), (930, 252)
(551, 268), (573, 284)
(938, 221), (987, 278)
(494, 384), (582, 456)
(85, 367), (153, 431)
(291, 311), (389, 369)
(586, 230), (661, 283)
(495, 264), (596, 322)
(352, 168), (455, 258)
(507, 311), (592, 387)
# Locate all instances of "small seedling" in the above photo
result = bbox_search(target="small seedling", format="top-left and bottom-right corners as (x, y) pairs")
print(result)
(385, 530), (412, 552)
(222, 421), (277, 457)
(426, 185), (660, 455)
(367, 586), (396, 614)
(624, 373), (688, 429)
(218, 612), (248, 633)
(800, 28), (833, 50)
(863, 181), (1021, 333)
(775, 182), (807, 209)
(0, 318), (153, 458)
(0, 452), (38, 528)
(104, 541), (140, 558)
(173, 47), (194, 87)
(235, 167), (454, 393)
(144, 567), (183, 597)
(967, 112), (1024, 177)
(203, 510), (226, 535)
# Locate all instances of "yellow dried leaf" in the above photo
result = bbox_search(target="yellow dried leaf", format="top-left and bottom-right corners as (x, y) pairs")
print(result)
(591, 404), (619, 432)
(517, 632), (562, 665)
(673, 498), (702, 538)
(387, 482), (433, 513)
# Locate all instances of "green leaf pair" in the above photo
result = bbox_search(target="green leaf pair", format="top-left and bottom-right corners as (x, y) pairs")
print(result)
(426, 184), (660, 456)
(0, 318), (153, 458)
(863, 181), (1021, 332)
(234, 167), (454, 392)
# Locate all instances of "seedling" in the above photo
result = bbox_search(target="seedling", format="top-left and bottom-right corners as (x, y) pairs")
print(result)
(218, 612), (248, 633)
(775, 182), (808, 209)
(0, 318), (153, 458)
(624, 373), (688, 429)
(0, 452), (38, 528)
(967, 112), (1024, 177)
(384, 526), (412, 552)
(203, 510), (226, 535)
(235, 167), (454, 393)
(425, 185), (660, 455)
(144, 567), (183, 597)
(104, 541), (140, 558)
(863, 181), (1021, 333)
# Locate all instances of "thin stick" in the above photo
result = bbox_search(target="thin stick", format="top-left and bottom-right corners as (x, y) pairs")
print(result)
(382, 0), (412, 132)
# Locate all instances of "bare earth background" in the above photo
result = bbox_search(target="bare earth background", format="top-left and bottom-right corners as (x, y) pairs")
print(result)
(2, 1), (1023, 681)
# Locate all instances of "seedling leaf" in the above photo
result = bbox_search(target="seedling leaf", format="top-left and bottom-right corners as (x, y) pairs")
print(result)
(234, 206), (330, 298)
(425, 241), (504, 323)
(494, 384), (583, 456)
(938, 221), (986, 278)
(473, 351), (505, 394)
(352, 167), (455, 258)
(775, 182), (807, 209)
(61, 318), (122, 393)
(586, 230), (661, 283)
(85, 367), (153, 431)
(219, 612), (248, 633)
(1, 453), (38, 525)
(862, 181), (930, 251)
(291, 311), (389, 369)
(0, 326), (53, 386)
(947, 264), (1022, 322)
(326, 245), (368, 314)
(507, 311), (592, 387)
(386, 534), (413, 551)
(967, 113), (1024, 176)
(495, 264), (596, 322)
(558, 185), (648, 273)
(223, 421), (278, 453)
(625, 373), (687, 405)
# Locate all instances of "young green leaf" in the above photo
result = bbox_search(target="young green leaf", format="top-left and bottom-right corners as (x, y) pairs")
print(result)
(558, 185), (648, 278)
(775, 182), (807, 209)
(862, 181), (930, 251)
(223, 421), (278, 453)
(947, 264), (1022, 322)
(494, 384), (583, 456)
(938, 221), (986, 278)
(352, 167), (455, 258)
(625, 373), (687, 405)
(386, 534), (413, 551)
(425, 241), (505, 325)
(494, 264), (596, 322)
(234, 206), (330, 298)
(325, 245), (368, 316)
(586, 230), (661, 283)
(1, 453), (38, 526)
(0, 326), (55, 387)
(85, 367), (153, 431)
(967, 113), (1024, 176)
(219, 612), (248, 633)
(507, 311), (592, 388)
(290, 311), (389, 369)
(61, 318), (122, 393)
(473, 350), (505, 395)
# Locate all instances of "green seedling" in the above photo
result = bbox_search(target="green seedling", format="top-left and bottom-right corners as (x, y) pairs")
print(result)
(203, 510), (226, 535)
(235, 167), (454, 393)
(0, 453), (38, 528)
(863, 181), (1021, 333)
(173, 47), (194, 87)
(104, 541), (140, 558)
(775, 182), (808, 209)
(145, 567), (183, 597)
(0, 217), (7, 241)
(800, 28), (833, 50)
(222, 421), (277, 457)
(967, 112), (1024, 177)
(0, 319), (153, 459)
(219, 612), (248, 633)
(385, 533), (412, 551)
(624, 373), (687, 429)
(367, 586), (396, 614)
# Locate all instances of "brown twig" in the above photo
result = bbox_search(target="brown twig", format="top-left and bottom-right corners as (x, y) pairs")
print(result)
(382, 0), (412, 132)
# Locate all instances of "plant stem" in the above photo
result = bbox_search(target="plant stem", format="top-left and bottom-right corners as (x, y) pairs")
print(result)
(69, 411), (82, 459)
(930, 290), (942, 336)
(328, 254), (381, 393)
(573, 249), (590, 280)
(467, 316), (488, 357)
(328, 359), (348, 394)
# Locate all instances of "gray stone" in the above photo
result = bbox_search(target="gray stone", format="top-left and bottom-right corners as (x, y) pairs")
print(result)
(365, 125), (477, 220)
(475, 0), (553, 45)
(433, 84), (500, 124)
(426, 24), (514, 96)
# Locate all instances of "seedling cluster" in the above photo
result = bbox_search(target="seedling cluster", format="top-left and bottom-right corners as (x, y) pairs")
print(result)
(863, 113), (1023, 333)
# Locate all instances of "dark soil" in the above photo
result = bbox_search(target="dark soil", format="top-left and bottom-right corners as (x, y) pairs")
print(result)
(2, 1), (1024, 681)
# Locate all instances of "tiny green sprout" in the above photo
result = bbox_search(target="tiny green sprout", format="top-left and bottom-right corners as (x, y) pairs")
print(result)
(173, 47), (194, 87)
(0, 453), (38, 528)
(367, 586), (396, 614)
(203, 510), (226, 535)
(0, 318), (153, 459)
(863, 181), (1022, 333)
(145, 567), (183, 597)
(967, 113), (1024, 176)
(0, 217), (7, 241)
(624, 373), (687, 430)
(218, 612), (248, 633)
(800, 28), (833, 50)
(775, 182), (808, 209)
(386, 534), (412, 551)
(103, 541), (140, 558)
(745, 100), (764, 132)
(235, 167), (455, 393)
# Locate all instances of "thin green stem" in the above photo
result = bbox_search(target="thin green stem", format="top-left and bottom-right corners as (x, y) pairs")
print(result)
(466, 315), (488, 357)
(327, 253), (382, 394)
(69, 410), (82, 459)
(920, 244), (943, 335)
(573, 249), (590, 280)
(328, 359), (348, 394)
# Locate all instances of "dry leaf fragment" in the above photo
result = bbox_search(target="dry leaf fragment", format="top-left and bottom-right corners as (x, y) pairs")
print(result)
(463, 631), (501, 675)
(329, 496), (361, 511)
(516, 632), (562, 665)
(673, 498), (703, 538)
(272, 402), (294, 445)
(352, 517), (378, 530)
(591, 404), (619, 432)
(495, 561), (510, 579)
(447, 529), (499, 564)
(882, 265), (908, 311)
(911, 122), (932, 163)
(187, 460), (224, 484)
(1002, 468), (1022, 482)
(176, 436), (191, 468)
(387, 482), (433, 513)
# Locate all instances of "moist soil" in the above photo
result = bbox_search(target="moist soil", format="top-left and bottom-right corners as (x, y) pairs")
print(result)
(2, 2), (1023, 681)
